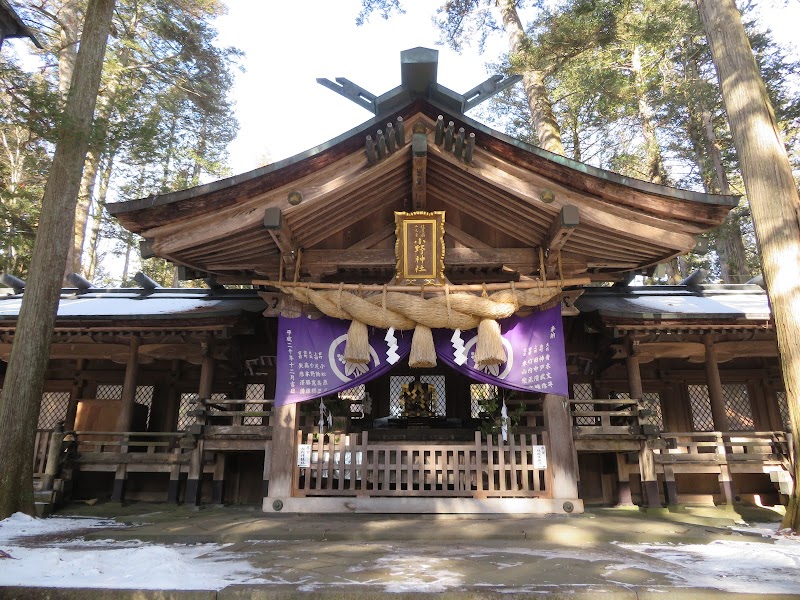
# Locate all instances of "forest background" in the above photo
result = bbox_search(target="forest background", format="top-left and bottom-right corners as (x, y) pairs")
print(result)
(1, 0), (798, 288)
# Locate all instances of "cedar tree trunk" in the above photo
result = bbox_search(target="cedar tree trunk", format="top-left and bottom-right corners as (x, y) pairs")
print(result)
(695, 0), (800, 530)
(0, 0), (116, 519)
(498, 0), (565, 156)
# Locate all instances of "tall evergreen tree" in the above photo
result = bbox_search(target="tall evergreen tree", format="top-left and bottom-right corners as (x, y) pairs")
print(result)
(0, 0), (116, 519)
(695, 0), (800, 531)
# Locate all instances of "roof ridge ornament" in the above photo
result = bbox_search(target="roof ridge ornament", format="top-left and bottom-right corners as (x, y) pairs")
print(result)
(317, 47), (521, 116)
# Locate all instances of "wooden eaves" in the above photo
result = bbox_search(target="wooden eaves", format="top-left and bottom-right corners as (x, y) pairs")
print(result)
(107, 50), (739, 287)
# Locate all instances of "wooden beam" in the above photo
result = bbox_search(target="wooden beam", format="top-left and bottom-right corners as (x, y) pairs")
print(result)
(294, 247), (542, 272)
(411, 124), (428, 210)
(264, 207), (295, 264)
(430, 144), (700, 250)
(545, 205), (580, 267)
(444, 223), (491, 249)
(412, 156), (427, 210)
(217, 247), (588, 279)
(347, 222), (396, 250)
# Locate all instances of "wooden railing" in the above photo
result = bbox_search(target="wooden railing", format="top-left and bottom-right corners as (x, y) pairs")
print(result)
(70, 431), (191, 461)
(189, 397), (272, 437)
(294, 431), (549, 499)
(655, 431), (791, 467)
(569, 399), (644, 436)
(33, 428), (55, 475)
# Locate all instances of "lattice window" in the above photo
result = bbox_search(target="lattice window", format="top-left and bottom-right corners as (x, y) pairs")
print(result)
(178, 392), (227, 430)
(571, 383), (598, 425)
(243, 383), (266, 425)
(97, 384), (153, 427)
(136, 386), (154, 429)
(722, 384), (754, 431)
(470, 383), (498, 418)
(688, 384), (714, 431)
(389, 375), (446, 416)
(96, 384), (122, 400)
(777, 391), (790, 431)
(37, 392), (70, 429)
(339, 384), (367, 418)
(641, 392), (664, 429)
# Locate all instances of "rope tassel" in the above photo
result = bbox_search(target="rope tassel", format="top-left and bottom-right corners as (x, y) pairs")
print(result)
(475, 319), (505, 367)
(409, 324), (436, 368)
(344, 319), (370, 364)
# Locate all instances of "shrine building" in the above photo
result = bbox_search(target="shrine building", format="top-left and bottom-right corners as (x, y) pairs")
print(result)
(0, 48), (792, 514)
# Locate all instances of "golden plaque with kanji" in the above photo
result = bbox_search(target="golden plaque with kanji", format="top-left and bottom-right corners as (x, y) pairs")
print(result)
(395, 211), (445, 285)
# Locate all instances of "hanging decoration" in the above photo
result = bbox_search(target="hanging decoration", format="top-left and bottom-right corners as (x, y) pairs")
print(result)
(278, 283), (566, 372)
(501, 398), (509, 442)
(318, 398), (328, 434)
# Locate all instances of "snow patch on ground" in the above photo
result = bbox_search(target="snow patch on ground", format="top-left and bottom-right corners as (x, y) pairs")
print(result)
(614, 539), (800, 594)
(2, 513), (800, 593)
(0, 512), (119, 543)
(0, 513), (266, 590)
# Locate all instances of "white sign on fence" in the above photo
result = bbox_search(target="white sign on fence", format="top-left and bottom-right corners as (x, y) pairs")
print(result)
(297, 444), (311, 468)
(532, 445), (547, 469)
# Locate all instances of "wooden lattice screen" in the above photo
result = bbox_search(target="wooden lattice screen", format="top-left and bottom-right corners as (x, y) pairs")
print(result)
(688, 384), (715, 431)
(294, 431), (549, 499)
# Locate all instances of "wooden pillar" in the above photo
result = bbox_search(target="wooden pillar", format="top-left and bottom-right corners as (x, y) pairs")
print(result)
(167, 463), (182, 504)
(626, 351), (643, 401)
(638, 442), (660, 508)
(267, 402), (298, 506)
(676, 382), (695, 432)
(703, 333), (728, 432)
(146, 381), (168, 433)
(719, 463), (735, 506)
(748, 379), (769, 431)
(663, 465), (679, 505)
(627, 338), (659, 507)
(163, 360), (181, 433)
(542, 394), (579, 500)
(166, 362), (186, 502)
(198, 349), (215, 400)
(115, 335), (140, 432)
(211, 454), (226, 505)
(263, 439), (272, 498)
(64, 358), (86, 430)
(112, 336), (139, 504)
(756, 374), (783, 431)
(185, 343), (215, 506)
(41, 422), (65, 491)
(615, 452), (634, 506)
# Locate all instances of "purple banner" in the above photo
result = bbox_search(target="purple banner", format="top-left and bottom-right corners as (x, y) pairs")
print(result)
(275, 304), (568, 407)
(433, 304), (568, 396)
(275, 315), (412, 406)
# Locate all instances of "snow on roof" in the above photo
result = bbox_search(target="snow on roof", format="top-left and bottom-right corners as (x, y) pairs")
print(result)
(0, 288), (266, 320)
(575, 284), (771, 322)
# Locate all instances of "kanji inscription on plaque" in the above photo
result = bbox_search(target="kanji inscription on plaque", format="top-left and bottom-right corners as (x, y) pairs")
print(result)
(395, 211), (445, 285)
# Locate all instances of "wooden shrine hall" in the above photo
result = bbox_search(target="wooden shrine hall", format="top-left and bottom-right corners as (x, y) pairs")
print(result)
(0, 48), (792, 514)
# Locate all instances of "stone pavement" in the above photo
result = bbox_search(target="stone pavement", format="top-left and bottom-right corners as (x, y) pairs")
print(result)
(2, 503), (799, 599)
